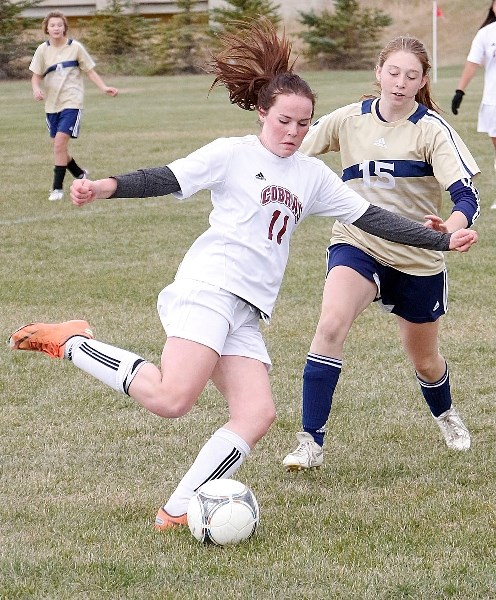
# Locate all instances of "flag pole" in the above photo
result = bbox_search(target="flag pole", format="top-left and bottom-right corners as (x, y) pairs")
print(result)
(432, 0), (438, 83)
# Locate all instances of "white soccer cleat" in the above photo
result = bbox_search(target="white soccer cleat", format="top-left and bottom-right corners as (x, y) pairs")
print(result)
(48, 189), (64, 201)
(434, 406), (471, 451)
(490, 200), (496, 210)
(282, 431), (324, 471)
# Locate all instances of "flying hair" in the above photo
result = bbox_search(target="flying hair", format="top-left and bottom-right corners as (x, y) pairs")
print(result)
(207, 17), (316, 116)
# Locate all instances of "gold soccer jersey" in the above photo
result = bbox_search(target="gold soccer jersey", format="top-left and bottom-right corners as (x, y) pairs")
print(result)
(301, 99), (480, 275)
(29, 39), (96, 113)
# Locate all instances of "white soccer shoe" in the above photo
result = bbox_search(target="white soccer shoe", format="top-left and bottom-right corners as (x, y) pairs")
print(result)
(434, 406), (471, 451)
(282, 431), (324, 471)
(48, 189), (64, 201)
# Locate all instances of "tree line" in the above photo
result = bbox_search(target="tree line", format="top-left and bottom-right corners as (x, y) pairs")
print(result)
(0, 0), (391, 78)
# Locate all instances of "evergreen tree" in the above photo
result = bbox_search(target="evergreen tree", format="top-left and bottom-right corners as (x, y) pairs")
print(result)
(0, 0), (42, 78)
(151, 0), (210, 75)
(299, 0), (392, 70)
(210, 0), (281, 32)
(79, 0), (158, 73)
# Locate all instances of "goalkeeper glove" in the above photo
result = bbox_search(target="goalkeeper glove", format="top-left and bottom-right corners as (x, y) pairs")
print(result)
(451, 89), (465, 115)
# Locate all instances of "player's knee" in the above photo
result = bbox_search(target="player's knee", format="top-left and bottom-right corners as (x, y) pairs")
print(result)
(154, 385), (199, 418)
(53, 138), (66, 153)
(263, 406), (277, 430)
(256, 405), (277, 438)
(412, 355), (444, 381)
(315, 314), (348, 346)
(242, 405), (276, 441)
(244, 409), (276, 445)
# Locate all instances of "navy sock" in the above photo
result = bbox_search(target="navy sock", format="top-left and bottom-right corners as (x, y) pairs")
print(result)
(416, 363), (452, 417)
(67, 158), (84, 178)
(53, 165), (66, 190)
(302, 353), (342, 446)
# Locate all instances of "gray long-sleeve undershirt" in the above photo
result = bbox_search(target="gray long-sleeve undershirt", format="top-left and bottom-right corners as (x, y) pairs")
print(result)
(353, 204), (451, 251)
(112, 166), (452, 251)
(112, 166), (181, 199)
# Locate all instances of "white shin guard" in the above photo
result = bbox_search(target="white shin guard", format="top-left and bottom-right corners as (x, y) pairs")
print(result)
(164, 427), (251, 516)
(66, 336), (147, 394)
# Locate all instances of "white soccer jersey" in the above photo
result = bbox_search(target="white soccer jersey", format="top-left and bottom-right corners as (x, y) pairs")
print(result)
(167, 134), (370, 317)
(300, 99), (480, 275)
(29, 39), (96, 113)
(467, 21), (496, 106)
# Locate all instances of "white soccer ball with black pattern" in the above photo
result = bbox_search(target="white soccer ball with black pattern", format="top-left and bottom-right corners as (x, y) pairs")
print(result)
(187, 479), (260, 546)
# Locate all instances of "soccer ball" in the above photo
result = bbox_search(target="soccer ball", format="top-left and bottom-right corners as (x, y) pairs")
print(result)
(187, 479), (259, 546)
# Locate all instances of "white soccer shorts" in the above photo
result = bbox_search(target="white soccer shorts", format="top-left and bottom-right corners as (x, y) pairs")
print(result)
(477, 103), (496, 137)
(157, 279), (271, 367)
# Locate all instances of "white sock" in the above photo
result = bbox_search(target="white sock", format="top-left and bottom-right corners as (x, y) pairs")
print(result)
(164, 427), (251, 516)
(65, 336), (147, 394)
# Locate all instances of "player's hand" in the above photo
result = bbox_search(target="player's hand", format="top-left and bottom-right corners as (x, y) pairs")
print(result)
(70, 178), (97, 206)
(33, 89), (44, 101)
(448, 228), (478, 252)
(424, 214), (448, 232)
(104, 86), (118, 97)
(451, 89), (464, 115)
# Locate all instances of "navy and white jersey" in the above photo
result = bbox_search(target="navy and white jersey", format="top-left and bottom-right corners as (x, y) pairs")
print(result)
(300, 98), (480, 275)
(29, 39), (95, 113)
(467, 20), (496, 106)
(167, 134), (370, 317)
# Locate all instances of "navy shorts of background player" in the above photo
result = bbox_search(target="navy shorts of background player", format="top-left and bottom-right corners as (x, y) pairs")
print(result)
(327, 243), (447, 323)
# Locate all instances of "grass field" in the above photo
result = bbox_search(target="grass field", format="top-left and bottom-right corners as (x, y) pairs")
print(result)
(1, 70), (495, 599)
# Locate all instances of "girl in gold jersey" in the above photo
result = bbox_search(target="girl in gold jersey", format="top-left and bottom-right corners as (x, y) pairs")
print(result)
(30, 11), (118, 201)
(283, 37), (480, 470)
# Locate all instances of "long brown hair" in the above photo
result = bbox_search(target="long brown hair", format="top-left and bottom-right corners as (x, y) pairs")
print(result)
(207, 18), (316, 117)
(480, 1), (496, 28)
(368, 36), (440, 113)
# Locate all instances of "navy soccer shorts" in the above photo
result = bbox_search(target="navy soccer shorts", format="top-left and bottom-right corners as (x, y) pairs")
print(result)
(327, 243), (447, 323)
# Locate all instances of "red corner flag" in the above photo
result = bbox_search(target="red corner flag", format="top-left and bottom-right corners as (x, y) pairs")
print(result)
(437, 6), (444, 18)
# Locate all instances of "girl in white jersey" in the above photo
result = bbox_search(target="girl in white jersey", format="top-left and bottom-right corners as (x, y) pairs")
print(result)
(452, 0), (496, 207)
(10, 22), (477, 531)
(283, 36), (481, 471)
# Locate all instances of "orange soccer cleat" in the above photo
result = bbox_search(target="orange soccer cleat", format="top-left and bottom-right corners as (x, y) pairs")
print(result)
(154, 507), (188, 531)
(8, 320), (94, 359)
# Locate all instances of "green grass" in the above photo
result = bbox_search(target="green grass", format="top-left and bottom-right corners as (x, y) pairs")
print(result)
(1, 70), (495, 599)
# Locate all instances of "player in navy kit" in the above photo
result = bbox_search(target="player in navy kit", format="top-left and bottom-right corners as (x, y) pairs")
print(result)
(10, 22), (477, 530)
(30, 11), (118, 201)
(283, 36), (480, 472)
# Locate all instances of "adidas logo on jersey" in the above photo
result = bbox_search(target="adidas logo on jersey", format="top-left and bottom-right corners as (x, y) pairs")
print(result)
(373, 137), (387, 148)
(255, 172), (266, 180)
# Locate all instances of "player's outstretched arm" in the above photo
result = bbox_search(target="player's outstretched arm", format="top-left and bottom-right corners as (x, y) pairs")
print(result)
(70, 167), (182, 205)
(352, 204), (478, 252)
(70, 177), (117, 206)
(423, 212), (477, 251)
(448, 228), (478, 252)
